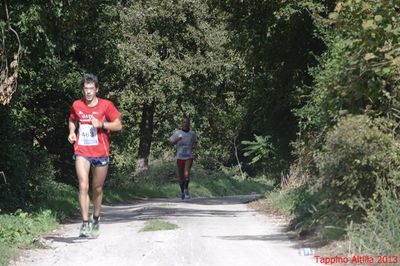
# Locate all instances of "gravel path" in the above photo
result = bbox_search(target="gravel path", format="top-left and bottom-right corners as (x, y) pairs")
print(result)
(10, 195), (316, 266)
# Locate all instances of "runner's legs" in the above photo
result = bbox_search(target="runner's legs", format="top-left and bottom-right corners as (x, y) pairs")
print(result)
(183, 158), (193, 180)
(177, 160), (185, 193)
(184, 159), (193, 192)
(76, 156), (91, 221)
(91, 165), (108, 217)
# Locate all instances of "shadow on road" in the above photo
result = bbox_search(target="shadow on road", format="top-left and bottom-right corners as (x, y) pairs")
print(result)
(215, 233), (290, 242)
(43, 236), (94, 244)
(101, 206), (253, 223)
(99, 195), (261, 224)
(105, 194), (261, 207)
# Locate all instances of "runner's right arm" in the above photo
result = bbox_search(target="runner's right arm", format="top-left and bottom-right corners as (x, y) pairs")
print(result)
(168, 132), (182, 145)
(68, 118), (77, 144)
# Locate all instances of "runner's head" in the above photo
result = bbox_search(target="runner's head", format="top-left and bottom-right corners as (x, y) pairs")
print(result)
(81, 73), (99, 103)
(181, 116), (190, 131)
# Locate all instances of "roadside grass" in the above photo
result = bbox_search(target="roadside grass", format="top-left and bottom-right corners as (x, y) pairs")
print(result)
(0, 210), (58, 266)
(39, 181), (80, 220)
(104, 177), (270, 203)
(104, 161), (273, 203)
(140, 219), (178, 232)
(254, 180), (400, 257)
(1, 161), (273, 265)
(259, 185), (348, 242)
(0, 240), (16, 266)
(346, 189), (400, 256)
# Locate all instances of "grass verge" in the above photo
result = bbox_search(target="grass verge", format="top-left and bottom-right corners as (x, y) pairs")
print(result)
(346, 189), (400, 256)
(140, 219), (178, 232)
(0, 210), (58, 266)
(104, 161), (273, 203)
(253, 182), (400, 258)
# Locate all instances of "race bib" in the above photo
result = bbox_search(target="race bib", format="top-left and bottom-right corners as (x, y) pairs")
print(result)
(78, 124), (98, 146)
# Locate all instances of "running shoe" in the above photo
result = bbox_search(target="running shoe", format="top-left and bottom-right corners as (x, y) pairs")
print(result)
(181, 192), (185, 200)
(90, 215), (101, 238)
(185, 193), (191, 200)
(79, 223), (90, 237)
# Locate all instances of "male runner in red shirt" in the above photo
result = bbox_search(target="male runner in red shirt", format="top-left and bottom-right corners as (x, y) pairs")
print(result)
(68, 73), (122, 237)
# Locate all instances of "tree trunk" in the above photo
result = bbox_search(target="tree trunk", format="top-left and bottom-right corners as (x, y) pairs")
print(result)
(137, 101), (155, 171)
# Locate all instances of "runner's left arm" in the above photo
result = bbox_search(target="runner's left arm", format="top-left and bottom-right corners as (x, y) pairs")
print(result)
(91, 101), (123, 131)
(192, 133), (198, 149)
(104, 117), (122, 131)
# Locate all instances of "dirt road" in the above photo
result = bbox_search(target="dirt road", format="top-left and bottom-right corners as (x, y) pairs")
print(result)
(11, 195), (316, 266)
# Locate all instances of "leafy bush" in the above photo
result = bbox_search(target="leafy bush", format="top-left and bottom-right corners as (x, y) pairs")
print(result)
(289, 0), (400, 246)
(283, 115), (400, 241)
(0, 144), (58, 212)
(0, 210), (52, 245)
(242, 135), (276, 165)
(297, 1), (400, 134)
(241, 134), (286, 179)
(316, 115), (398, 210)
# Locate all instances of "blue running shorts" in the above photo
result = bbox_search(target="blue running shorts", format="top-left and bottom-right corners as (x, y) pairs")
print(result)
(74, 154), (110, 167)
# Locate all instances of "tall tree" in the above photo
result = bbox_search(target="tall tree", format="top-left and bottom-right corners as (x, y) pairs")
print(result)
(118, 0), (246, 170)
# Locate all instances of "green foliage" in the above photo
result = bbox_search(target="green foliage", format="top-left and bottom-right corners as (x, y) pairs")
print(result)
(347, 189), (400, 256)
(316, 115), (398, 210)
(217, 0), (326, 174)
(104, 160), (272, 202)
(5, 1), (400, 258)
(297, 0), (400, 133)
(133, 161), (177, 186)
(0, 240), (15, 266)
(295, 36), (347, 133)
(115, 0), (248, 172)
(241, 135), (275, 165)
(329, 0), (400, 96)
(270, 117), (400, 243)
(265, 183), (349, 241)
(283, 115), (400, 242)
(0, 210), (57, 265)
(0, 0), (128, 210)
(265, 185), (310, 216)
(0, 113), (59, 211)
(290, 1), (400, 249)
(38, 181), (79, 220)
(0, 210), (55, 245)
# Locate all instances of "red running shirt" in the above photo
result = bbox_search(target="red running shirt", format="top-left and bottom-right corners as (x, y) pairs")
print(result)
(69, 98), (121, 157)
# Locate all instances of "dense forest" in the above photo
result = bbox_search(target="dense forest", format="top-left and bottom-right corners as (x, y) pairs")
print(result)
(1, 0), (399, 258)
